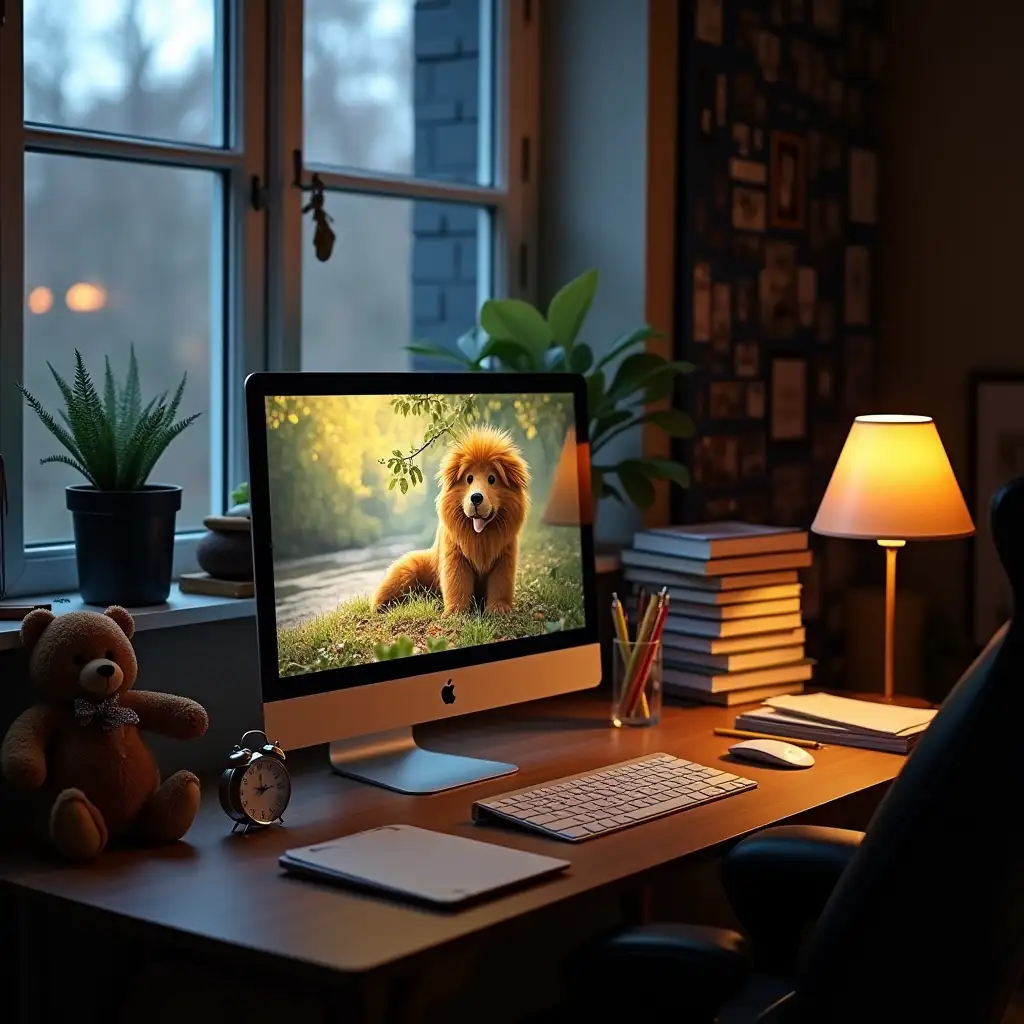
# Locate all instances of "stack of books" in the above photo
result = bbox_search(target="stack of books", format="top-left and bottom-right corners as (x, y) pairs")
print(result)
(622, 522), (814, 706)
(735, 692), (937, 754)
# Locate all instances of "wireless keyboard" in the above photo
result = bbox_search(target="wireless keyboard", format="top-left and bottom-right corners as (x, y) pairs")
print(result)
(472, 753), (757, 842)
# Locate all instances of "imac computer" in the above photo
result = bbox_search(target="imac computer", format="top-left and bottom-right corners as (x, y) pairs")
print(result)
(245, 372), (601, 794)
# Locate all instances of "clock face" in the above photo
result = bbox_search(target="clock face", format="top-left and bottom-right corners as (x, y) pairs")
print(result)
(238, 756), (291, 825)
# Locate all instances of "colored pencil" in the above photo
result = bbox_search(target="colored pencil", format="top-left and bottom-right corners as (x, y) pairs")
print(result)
(622, 590), (668, 717)
(626, 592), (670, 717)
(713, 727), (822, 750)
(611, 593), (632, 664)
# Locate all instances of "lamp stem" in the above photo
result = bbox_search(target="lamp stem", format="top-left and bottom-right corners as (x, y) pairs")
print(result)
(878, 540), (906, 701)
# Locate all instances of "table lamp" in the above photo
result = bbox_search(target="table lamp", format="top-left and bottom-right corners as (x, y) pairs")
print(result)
(811, 415), (974, 699)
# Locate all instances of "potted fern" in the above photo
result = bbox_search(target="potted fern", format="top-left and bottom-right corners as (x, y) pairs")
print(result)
(409, 269), (694, 518)
(20, 348), (200, 606)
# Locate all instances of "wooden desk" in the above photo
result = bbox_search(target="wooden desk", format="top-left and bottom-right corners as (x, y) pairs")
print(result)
(2, 695), (904, 1023)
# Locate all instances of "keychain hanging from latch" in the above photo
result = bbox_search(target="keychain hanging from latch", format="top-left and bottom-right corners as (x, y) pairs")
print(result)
(303, 173), (335, 262)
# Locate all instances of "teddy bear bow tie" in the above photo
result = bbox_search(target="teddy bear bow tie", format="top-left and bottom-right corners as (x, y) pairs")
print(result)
(73, 696), (140, 731)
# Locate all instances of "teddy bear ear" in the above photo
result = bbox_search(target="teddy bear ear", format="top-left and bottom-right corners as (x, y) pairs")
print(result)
(20, 608), (55, 650)
(104, 605), (135, 640)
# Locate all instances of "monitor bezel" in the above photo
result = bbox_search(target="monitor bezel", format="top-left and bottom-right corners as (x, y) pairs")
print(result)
(245, 371), (599, 706)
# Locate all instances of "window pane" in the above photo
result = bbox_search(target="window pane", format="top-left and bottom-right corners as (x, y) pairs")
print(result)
(23, 153), (214, 545)
(303, 0), (491, 185)
(302, 194), (485, 370)
(23, 0), (221, 146)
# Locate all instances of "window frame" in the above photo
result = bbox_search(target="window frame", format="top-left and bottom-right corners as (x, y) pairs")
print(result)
(0, 0), (537, 601)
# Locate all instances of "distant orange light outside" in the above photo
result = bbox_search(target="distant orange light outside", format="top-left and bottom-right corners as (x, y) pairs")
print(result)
(27, 286), (53, 314)
(65, 282), (107, 312)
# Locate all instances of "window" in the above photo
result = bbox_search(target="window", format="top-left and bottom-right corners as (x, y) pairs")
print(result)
(0, 0), (537, 598)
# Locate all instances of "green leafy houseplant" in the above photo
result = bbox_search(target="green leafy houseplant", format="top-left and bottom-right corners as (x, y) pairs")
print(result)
(20, 347), (199, 491)
(408, 269), (694, 510)
(19, 346), (201, 606)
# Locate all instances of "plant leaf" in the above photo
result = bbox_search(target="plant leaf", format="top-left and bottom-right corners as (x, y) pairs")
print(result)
(591, 409), (634, 443)
(569, 343), (593, 374)
(640, 371), (680, 405)
(136, 414), (202, 486)
(644, 409), (696, 437)
(621, 457), (690, 489)
(594, 408), (696, 455)
(71, 351), (117, 488)
(119, 345), (142, 435)
(103, 356), (117, 425)
(19, 385), (86, 463)
(405, 344), (473, 367)
(479, 298), (552, 355)
(616, 465), (657, 509)
(586, 369), (606, 420)
(607, 352), (670, 400)
(546, 268), (598, 350)
(593, 326), (663, 371)
(39, 453), (96, 484)
(478, 336), (537, 369)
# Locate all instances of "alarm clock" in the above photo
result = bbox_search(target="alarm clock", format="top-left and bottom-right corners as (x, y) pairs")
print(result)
(219, 729), (292, 833)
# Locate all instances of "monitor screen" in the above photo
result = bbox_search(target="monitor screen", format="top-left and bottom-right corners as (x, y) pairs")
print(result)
(254, 384), (593, 698)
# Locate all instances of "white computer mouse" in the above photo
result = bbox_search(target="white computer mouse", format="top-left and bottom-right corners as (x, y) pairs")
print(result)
(729, 738), (815, 769)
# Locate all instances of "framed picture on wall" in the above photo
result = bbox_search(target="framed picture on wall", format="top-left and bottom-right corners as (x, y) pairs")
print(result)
(770, 355), (808, 441)
(769, 132), (806, 229)
(969, 374), (1024, 646)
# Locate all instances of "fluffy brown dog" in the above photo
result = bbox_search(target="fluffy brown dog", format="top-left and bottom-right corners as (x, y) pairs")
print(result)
(373, 425), (530, 615)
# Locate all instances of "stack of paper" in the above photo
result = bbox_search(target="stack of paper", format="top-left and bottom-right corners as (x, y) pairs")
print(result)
(623, 522), (814, 706)
(735, 692), (937, 753)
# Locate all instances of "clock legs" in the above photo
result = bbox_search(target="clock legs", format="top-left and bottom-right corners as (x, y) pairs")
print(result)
(134, 770), (201, 844)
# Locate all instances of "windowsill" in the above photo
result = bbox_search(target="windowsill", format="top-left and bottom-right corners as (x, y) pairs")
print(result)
(0, 585), (255, 652)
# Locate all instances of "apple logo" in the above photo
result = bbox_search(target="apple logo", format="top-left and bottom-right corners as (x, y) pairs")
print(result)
(441, 680), (456, 705)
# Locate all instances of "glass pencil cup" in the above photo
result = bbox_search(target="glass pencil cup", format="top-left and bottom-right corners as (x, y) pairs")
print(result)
(611, 638), (663, 728)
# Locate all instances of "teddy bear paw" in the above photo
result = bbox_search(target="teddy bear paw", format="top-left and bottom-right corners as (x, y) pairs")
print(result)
(50, 788), (109, 861)
(136, 770), (201, 844)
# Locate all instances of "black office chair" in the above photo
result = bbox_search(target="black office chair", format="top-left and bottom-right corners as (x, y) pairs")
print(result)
(564, 477), (1024, 1023)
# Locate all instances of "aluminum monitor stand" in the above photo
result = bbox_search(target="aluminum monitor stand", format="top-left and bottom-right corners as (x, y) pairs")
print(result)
(329, 727), (517, 794)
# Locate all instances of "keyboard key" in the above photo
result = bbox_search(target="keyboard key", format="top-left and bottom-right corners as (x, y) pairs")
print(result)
(583, 822), (607, 834)
(698, 786), (726, 796)
(561, 826), (591, 838)
(546, 817), (583, 831)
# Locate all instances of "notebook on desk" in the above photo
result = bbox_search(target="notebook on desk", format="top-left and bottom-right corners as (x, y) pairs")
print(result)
(735, 693), (937, 754)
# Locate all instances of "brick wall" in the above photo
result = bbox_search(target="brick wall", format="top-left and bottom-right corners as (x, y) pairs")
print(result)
(411, 0), (481, 362)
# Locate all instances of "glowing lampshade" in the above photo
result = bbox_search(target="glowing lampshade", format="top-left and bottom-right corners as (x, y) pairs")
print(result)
(812, 415), (974, 542)
(812, 414), (974, 700)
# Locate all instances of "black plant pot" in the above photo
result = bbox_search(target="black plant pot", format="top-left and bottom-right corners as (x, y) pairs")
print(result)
(66, 484), (182, 606)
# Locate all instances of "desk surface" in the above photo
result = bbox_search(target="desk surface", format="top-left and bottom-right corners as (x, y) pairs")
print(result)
(0, 695), (903, 981)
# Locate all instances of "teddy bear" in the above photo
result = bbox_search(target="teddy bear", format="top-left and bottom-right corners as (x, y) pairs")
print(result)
(0, 605), (209, 860)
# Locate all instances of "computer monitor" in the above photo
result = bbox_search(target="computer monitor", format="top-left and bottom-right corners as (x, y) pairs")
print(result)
(245, 372), (601, 794)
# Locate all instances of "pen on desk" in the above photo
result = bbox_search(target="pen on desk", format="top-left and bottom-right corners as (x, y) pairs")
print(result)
(713, 727), (823, 750)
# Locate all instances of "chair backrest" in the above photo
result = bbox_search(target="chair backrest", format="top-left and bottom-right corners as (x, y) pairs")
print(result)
(792, 477), (1024, 1024)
